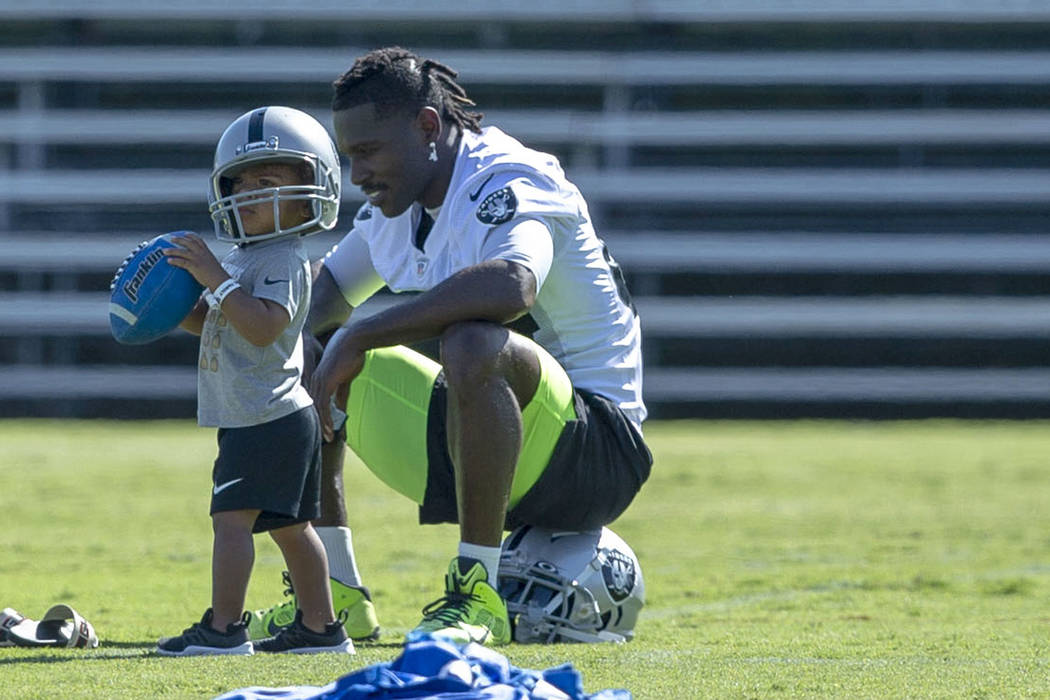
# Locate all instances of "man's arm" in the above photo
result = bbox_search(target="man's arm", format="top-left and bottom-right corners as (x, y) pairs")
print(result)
(307, 262), (354, 337)
(344, 258), (535, 351)
(303, 262), (355, 389)
(338, 212), (554, 350)
(308, 259), (536, 440)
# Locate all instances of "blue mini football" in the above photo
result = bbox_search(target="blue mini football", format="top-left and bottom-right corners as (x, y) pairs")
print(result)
(109, 232), (205, 345)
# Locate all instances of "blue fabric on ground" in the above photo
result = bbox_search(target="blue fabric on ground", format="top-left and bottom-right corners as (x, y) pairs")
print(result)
(213, 639), (631, 700)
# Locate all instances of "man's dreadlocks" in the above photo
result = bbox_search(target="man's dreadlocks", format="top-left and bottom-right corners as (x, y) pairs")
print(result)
(332, 47), (483, 134)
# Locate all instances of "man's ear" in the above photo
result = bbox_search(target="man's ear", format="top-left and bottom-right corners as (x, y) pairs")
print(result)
(416, 106), (443, 142)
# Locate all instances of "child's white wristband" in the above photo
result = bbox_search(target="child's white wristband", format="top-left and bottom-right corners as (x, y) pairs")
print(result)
(212, 278), (241, 306)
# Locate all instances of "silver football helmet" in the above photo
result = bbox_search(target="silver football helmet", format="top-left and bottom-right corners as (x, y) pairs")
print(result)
(498, 525), (645, 643)
(208, 106), (341, 243)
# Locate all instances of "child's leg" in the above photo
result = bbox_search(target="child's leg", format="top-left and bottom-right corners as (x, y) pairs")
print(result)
(211, 508), (260, 631)
(270, 521), (335, 633)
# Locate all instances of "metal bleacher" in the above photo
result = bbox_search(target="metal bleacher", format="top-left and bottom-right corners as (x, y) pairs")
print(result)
(4, 1), (1050, 418)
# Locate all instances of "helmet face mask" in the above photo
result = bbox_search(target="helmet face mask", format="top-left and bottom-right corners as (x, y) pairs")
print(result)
(208, 107), (341, 243)
(498, 526), (645, 644)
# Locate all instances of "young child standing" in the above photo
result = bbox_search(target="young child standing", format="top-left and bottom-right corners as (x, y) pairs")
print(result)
(156, 106), (351, 656)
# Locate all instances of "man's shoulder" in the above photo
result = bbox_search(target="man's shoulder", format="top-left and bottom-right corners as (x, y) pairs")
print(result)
(463, 127), (562, 181)
(443, 137), (561, 227)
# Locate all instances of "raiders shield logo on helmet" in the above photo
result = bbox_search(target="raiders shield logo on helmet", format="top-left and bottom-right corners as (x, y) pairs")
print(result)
(476, 187), (517, 225)
(602, 548), (638, 602)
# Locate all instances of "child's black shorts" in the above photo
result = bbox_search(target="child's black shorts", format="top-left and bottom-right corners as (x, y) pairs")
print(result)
(211, 406), (321, 533)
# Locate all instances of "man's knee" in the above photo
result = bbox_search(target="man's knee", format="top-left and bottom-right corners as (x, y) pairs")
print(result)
(439, 322), (507, 385)
(440, 322), (540, 406)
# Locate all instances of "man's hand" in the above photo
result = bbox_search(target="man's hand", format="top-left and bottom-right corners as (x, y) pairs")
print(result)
(309, 327), (367, 442)
(162, 233), (230, 291)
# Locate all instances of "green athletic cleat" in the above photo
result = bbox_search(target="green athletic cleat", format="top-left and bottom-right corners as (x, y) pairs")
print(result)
(406, 557), (511, 646)
(330, 577), (380, 642)
(248, 571), (380, 642)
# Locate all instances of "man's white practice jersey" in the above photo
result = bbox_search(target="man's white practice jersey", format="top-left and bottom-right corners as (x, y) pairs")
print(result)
(324, 126), (646, 428)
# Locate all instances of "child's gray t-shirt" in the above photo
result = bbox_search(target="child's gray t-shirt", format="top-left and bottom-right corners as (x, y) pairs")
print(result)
(197, 237), (313, 428)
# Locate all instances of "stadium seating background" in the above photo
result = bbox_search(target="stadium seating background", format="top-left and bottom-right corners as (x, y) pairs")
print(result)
(3, 0), (1050, 419)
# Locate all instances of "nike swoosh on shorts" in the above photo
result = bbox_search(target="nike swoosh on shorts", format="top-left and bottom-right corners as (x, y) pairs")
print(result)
(213, 478), (244, 495)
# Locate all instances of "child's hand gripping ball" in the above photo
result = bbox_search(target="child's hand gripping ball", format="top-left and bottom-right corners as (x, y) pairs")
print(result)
(109, 231), (205, 344)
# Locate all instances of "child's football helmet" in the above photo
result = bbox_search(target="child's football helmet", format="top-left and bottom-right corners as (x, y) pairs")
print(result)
(497, 525), (645, 643)
(208, 106), (341, 243)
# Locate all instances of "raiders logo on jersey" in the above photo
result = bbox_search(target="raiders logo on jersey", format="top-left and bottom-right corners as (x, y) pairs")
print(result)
(476, 187), (518, 225)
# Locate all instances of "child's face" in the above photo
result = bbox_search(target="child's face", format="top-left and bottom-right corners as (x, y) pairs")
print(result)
(229, 161), (312, 237)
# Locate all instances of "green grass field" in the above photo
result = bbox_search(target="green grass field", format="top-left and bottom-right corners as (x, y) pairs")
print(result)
(3, 419), (1050, 698)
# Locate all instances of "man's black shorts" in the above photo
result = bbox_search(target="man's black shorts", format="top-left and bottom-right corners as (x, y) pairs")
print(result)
(420, 378), (652, 532)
